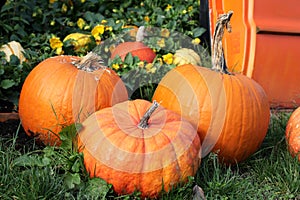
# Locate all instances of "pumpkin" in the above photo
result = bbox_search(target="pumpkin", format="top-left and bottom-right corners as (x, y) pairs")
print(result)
(63, 33), (92, 53)
(77, 99), (201, 198)
(152, 11), (270, 164)
(173, 48), (201, 66)
(285, 107), (300, 161)
(110, 26), (156, 63)
(0, 41), (26, 63)
(19, 52), (128, 145)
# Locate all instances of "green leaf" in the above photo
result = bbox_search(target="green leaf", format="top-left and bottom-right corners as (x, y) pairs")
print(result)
(124, 53), (133, 65)
(84, 178), (112, 199)
(64, 172), (81, 189)
(1, 79), (15, 89)
(59, 123), (82, 152)
(13, 154), (51, 167)
(192, 27), (206, 37)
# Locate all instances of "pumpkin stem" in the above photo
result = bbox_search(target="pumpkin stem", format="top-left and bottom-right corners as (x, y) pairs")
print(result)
(138, 100), (159, 129)
(136, 26), (146, 42)
(73, 52), (106, 72)
(211, 11), (233, 74)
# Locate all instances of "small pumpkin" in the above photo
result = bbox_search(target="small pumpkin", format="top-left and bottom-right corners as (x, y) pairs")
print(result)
(19, 52), (128, 145)
(285, 107), (300, 161)
(110, 26), (156, 63)
(77, 99), (200, 198)
(0, 41), (26, 63)
(63, 33), (92, 53)
(152, 11), (270, 164)
(173, 48), (201, 66)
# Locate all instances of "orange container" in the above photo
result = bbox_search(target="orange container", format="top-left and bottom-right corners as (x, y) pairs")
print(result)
(208, 0), (300, 108)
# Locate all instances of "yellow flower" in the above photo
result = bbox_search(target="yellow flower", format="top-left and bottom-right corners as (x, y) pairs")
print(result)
(92, 25), (105, 36)
(81, 0), (86, 3)
(105, 26), (113, 32)
(145, 63), (156, 73)
(84, 25), (90, 30)
(157, 38), (165, 48)
(161, 28), (170, 38)
(192, 38), (201, 45)
(156, 57), (163, 65)
(182, 9), (187, 14)
(112, 63), (120, 71)
(50, 20), (55, 26)
(162, 53), (173, 65)
(101, 19), (107, 24)
(165, 4), (172, 11)
(91, 25), (105, 43)
(49, 36), (64, 55)
(61, 3), (68, 13)
(49, 36), (63, 50)
(67, 21), (74, 26)
(49, 0), (57, 3)
(188, 6), (193, 12)
(56, 47), (63, 55)
(137, 61), (145, 68)
(77, 18), (86, 29)
(149, 67), (157, 73)
(144, 16), (150, 22)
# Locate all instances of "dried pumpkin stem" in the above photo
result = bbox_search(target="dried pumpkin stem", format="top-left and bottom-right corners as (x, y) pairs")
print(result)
(73, 52), (106, 72)
(138, 100), (159, 129)
(212, 11), (233, 74)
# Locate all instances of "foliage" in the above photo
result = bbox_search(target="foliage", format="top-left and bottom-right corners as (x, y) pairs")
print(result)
(0, 0), (204, 105)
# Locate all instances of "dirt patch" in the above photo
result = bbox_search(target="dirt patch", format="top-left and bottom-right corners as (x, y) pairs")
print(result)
(0, 119), (44, 151)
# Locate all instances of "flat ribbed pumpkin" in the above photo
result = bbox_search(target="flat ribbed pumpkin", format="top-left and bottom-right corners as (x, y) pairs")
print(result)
(77, 99), (200, 198)
(19, 52), (128, 145)
(0, 41), (26, 63)
(285, 107), (300, 161)
(152, 11), (270, 164)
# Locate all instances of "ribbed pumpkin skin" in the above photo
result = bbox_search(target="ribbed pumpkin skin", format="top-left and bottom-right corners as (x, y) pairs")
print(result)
(19, 55), (128, 145)
(285, 107), (300, 161)
(152, 64), (270, 164)
(0, 41), (26, 63)
(110, 41), (156, 63)
(78, 99), (200, 198)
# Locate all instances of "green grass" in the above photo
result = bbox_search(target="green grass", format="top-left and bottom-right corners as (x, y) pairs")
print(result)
(0, 111), (299, 200)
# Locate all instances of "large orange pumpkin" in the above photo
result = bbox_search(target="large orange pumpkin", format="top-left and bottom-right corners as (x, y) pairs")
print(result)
(285, 107), (300, 161)
(152, 11), (270, 164)
(77, 99), (200, 198)
(19, 52), (128, 145)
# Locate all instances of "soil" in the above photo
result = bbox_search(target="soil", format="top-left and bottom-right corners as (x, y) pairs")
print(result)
(0, 100), (44, 151)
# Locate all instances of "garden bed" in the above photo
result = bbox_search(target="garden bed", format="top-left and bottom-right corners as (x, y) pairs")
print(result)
(0, 1), (299, 199)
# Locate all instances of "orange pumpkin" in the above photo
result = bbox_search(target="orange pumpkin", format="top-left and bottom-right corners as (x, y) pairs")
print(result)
(110, 26), (156, 63)
(285, 107), (300, 161)
(19, 52), (128, 145)
(110, 41), (156, 63)
(152, 11), (270, 164)
(77, 99), (200, 198)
